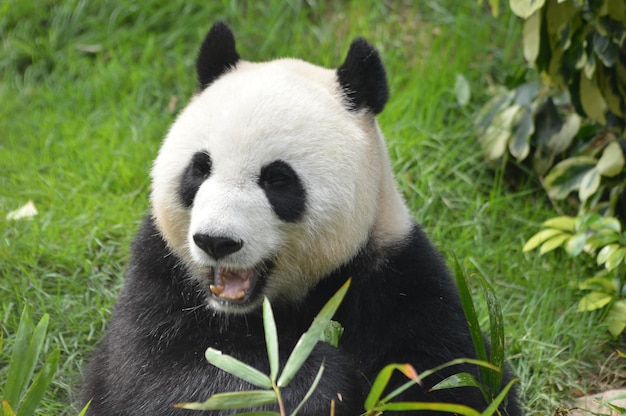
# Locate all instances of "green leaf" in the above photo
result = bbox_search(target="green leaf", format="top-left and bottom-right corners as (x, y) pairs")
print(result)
(597, 244), (620, 266)
(509, 108), (533, 161)
(577, 292), (612, 312)
(523, 11), (541, 64)
(77, 401), (92, 416)
(607, 300), (626, 338)
(277, 278), (350, 388)
(523, 228), (566, 252)
(475, 275), (505, 393)
(547, 113), (581, 154)
(510, 0), (545, 19)
(4, 309), (50, 412)
(455, 73), (471, 107)
(376, 401), (481, 415)
(205, 348), (273, 389)
(606, 248), (626, 271)
(481, 378), (519, 416)
(565, 232), (587, 256)
(580, 72), (607, 124)
(590, 216), (622, 233)
(543, 156), (597, 200)
(542, 216), (576, 232)
(262, 298), (279, 383)
(430, 372), (484, 391)
(2, 401), (16, 416)
(539, 234), (570, 255)
(451, 259), (489, 367)
(480, 104), (521, 161)
(320, 320), (344, 348)
(578, 274), (617, 293)
(18, 347), (60, 416)
(578, 168), (600, 202)
(364, 363), (420, 410)
(176, 390), (277, 411)
(597, 141), (625, 177)
(289, 363), (324, 416)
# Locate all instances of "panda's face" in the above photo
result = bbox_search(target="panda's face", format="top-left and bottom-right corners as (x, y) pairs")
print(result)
(151, 60), (381, 313)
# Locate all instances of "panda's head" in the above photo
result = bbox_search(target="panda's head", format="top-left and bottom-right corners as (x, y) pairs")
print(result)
(150, 23), (412, 314)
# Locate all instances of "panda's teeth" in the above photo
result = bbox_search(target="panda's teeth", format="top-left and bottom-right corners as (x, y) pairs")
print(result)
(209, 284), (225, 296)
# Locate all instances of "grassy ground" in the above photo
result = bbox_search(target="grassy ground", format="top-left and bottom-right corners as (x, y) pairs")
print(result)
(1, 0), (623, 414)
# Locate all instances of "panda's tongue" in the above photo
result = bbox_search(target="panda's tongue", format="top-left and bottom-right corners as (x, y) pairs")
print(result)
(210, 266), (253, 301)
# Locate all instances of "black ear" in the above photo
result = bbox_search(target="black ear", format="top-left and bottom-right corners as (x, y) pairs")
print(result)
(196, 22), (240, 90)
(337, 38), (389, 114)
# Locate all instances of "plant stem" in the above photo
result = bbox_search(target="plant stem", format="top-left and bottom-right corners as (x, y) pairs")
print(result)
(273, 383), (286, 416)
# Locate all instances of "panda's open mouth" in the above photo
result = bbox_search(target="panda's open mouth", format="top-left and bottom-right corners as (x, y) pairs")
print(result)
(209, 266), (258, 302)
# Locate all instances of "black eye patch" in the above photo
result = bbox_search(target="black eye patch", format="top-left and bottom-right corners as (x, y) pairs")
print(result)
(178, 151), (212, 207)
(259, 160), (306, 222)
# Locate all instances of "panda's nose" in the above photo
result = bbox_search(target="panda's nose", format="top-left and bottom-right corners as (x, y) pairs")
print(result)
(193, 234), (243, 260)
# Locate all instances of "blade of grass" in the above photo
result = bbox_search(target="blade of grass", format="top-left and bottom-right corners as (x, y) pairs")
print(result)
(364, 363), (420, 410)
(17, 347), (60, 416)
(480, 378), (519, 416)
(475, 274), (505, 393)
(277, 278), (350, 388)
(376, 401), (481, 415)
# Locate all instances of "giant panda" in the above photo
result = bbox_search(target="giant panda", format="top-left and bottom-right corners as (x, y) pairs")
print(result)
(81, 22), (521, 416)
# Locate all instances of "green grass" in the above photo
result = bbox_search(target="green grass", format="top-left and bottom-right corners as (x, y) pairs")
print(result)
(1, 0), (623, 414)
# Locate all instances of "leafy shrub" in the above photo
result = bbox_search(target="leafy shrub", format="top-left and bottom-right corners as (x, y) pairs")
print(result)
(477, 0), (626, 337)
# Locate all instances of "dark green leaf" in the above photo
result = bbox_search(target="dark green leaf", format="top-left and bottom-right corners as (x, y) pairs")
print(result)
(509, 108), (533, 161)
(543, 156), (597, 200)
(475, 275), (504, 393)
(430, 372), (485, 391)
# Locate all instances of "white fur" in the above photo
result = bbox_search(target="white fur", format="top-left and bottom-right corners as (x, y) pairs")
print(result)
(150, 58), (413, 313)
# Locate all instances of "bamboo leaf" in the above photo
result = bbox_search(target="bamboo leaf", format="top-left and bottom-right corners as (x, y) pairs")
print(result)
(205, 348), (272, 389)
(2, 401), (16, 416)
(523, 228), (566, 252)
(277, 279), (350, 388)
(289, 363), (324, 416)
(607, 300), (626, 338)
(577, 292), (612, 312)
(77, 401), (92, 416)
(176, 390), (277, 411)
(262, 298), (279, 383)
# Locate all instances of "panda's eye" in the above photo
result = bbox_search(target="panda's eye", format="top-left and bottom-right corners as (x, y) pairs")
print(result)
(259, 161), (295, 189)
(190, 151), (212, 178)
(259, 160), (306, 222)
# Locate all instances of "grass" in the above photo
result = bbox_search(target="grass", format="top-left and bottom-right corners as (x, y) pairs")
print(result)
(1, 0), (623, 414)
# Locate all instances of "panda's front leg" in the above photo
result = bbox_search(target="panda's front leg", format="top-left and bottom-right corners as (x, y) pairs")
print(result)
(271, 342), (363, 416)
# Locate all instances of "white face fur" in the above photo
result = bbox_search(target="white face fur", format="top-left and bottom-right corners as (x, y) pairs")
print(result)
(150, 43), (412, 314)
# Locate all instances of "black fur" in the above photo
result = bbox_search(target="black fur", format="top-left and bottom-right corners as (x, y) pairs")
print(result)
(81, 217), (520, 415)
(178, 151), (212, 207)
(196, 22), (240, 90)
(259, 160), (306, 222)
(337, 38), (389, 114)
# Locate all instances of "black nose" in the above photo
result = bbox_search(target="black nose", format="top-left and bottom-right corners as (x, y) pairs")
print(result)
(193, 234), (243, 260)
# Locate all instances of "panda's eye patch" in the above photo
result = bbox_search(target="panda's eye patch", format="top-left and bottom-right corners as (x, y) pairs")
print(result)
(259, 160), (306, 222)
(178, 151), (212, 208)
(189, 151), (212, 178)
